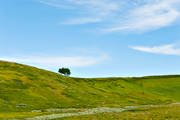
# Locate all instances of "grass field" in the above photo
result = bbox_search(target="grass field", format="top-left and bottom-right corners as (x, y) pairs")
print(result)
(0, 60), (180, 119)
(58, 103), (180, 120)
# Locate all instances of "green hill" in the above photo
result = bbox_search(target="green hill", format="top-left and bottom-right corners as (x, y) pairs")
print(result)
(0, 60), (180, 118)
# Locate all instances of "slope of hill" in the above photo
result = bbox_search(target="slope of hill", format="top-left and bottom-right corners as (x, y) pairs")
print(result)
(0, 60), (180, 115)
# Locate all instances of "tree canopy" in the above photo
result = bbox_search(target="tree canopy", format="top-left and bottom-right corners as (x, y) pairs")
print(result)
(58, 68), (71, 76)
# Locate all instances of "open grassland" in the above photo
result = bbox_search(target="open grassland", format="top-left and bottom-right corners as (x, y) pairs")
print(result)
(0, 60), (180, 119)
(1, 103), (179, 120)
(58, 103), (180, 120)
(0, 109), (84, 119)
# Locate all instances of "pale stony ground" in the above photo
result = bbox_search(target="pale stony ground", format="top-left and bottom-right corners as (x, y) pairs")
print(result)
(24, 103), (180, 120)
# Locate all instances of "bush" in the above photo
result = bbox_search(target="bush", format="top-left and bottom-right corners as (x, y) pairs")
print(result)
(58, 68), (71, 76)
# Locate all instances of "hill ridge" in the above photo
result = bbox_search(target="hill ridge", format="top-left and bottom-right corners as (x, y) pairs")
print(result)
(0, 60), (180, 113)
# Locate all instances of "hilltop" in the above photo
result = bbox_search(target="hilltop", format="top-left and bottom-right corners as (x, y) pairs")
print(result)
(0, 60), (180, 119)
(0, 60), (180, 112)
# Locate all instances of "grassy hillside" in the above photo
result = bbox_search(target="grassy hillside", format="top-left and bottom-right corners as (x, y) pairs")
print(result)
(0, 60), (180, 114)
(60, 103), (180, 120)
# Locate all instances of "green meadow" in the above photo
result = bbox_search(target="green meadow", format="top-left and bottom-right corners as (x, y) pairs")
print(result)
(0, 60), (180, 119)
(59, 103), (180, 120)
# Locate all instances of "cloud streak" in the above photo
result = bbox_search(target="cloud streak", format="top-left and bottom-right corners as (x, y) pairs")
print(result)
(130, 44), (180, 56)
(37, 0), (180, 32)
(62, 17), (102, 25)
(105, 1), (180, 32)
(0, 55), (108, 68)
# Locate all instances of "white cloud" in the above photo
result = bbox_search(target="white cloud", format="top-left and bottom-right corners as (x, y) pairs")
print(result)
(62, 17), (102, 25)
(37, 0), (180, 32)
(38, 0), (71, 9)
(130, 44), (180, 55)
(105, 0), (180, 32)
(0, 55), (108, 68)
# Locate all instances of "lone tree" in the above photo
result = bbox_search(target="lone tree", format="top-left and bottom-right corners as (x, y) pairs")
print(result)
(58, 68), (71, 76)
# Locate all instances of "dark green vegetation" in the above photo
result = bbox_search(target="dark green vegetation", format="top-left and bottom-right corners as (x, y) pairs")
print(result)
(58, 68), (71, 76)
(0, 60), (180, 119)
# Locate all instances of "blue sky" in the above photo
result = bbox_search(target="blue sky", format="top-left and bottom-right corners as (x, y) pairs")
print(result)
(1, 0), (180, 78)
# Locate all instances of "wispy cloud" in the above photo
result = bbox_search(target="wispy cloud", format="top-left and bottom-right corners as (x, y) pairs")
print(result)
(105, 0), (180, 32)
(130, 44), (180, 56)
(38, 0), (71, 9)
(0, 55), (108, 68)
(37, 0), (180, 32)
(62, 17), (102, 25)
